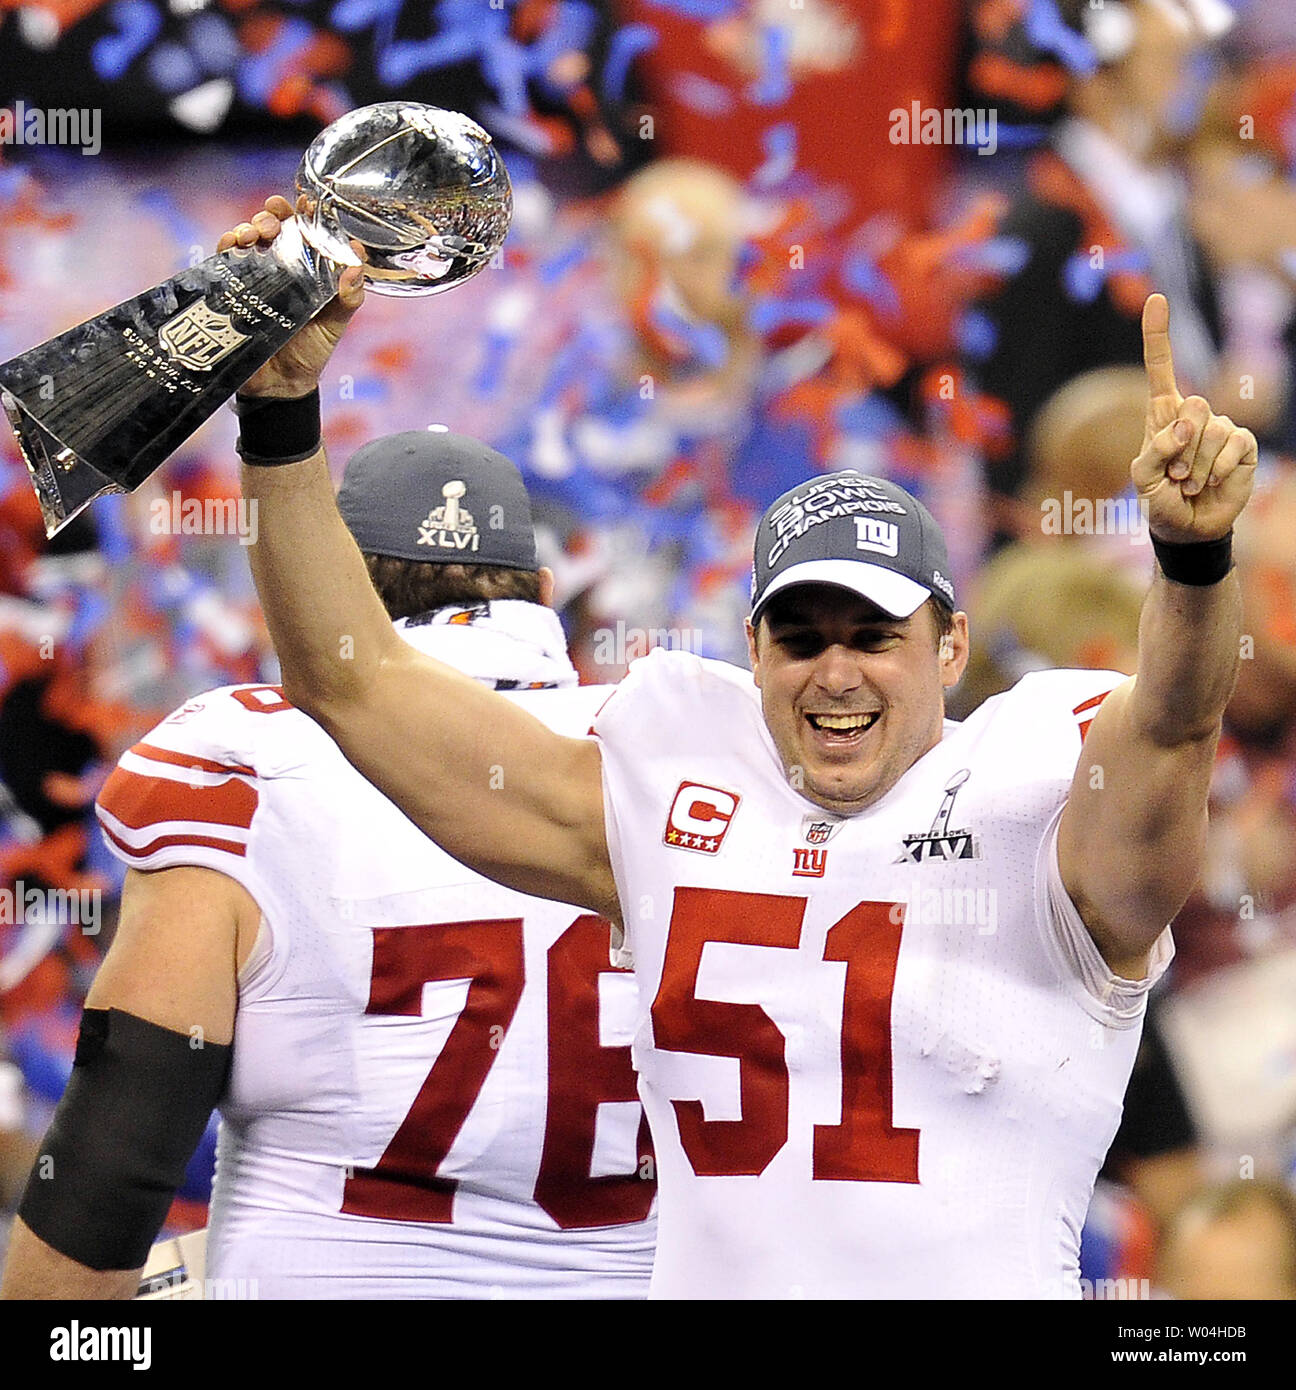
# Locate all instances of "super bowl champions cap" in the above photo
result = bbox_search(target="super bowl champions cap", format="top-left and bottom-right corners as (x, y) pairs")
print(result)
(337, 428), (538, 570)
(750, 471), (956, 624)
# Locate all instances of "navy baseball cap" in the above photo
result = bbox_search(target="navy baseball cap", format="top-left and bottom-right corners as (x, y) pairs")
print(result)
(337, 428), (538, 570)
(750, 472), (956, 624)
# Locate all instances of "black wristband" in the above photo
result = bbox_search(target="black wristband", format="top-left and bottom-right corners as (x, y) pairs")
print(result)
(234, 388), (322, 465)
(1150, 530), (1234, 586)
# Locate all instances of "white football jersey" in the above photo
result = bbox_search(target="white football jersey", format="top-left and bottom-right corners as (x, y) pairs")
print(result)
(96, 606), (655, 1299)
(592, 650), (1172, 1299)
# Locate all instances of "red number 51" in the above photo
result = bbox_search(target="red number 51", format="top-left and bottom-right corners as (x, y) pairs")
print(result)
(650, 887), (919, 1182)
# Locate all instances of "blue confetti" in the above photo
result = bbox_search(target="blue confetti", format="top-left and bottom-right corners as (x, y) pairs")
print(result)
(836, 392), (908, 441)
(841, 251), (902, 319)
(602, 23), (658, 106)
(1165, 49), (1218, 138)
(474, 328), (513, 398)
(238, 16), (316, 105)
(641, 0), (742, 18)
(147, 41), (201, 96)
(957, 309), (999, 362)
(748, 295), (833, 336)
(948, 235), (1031, 276)
(984, 122), (1051, 150)
(1063, 247), (1148, 303)
(92, 1), (162, 83)
(329, 0), (400, 32)
(185, 13), (242, 78)
(94, 494), (134, 567)
(64, 589), (110, 654)
(539, 240), (591, 286)
(751, 123), (796, 188)
(748, 24), (792, 107)
(649, 297), (730, 369)
(1022, 0), (1098, 77)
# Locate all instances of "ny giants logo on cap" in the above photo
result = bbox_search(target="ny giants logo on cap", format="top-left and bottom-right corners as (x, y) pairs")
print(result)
(664, 782), (740, 854)
(765, 476), (907, 569)
(855, 518), (899, 557)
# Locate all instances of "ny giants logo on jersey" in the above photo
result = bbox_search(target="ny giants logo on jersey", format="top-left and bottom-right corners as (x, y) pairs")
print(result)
(664, 782), (740, 854)
(792, 847), (828, 877)
(897, 768), (981, 863)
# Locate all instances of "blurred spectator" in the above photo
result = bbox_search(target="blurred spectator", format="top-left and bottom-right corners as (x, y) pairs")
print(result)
(964, 0), (1290, 512)
(952, 541), (1142, 718)
(0, 1042), (35, 1214)
(1157, 1178), (1296, 1299)
(1021, 365), (1148, 531)
(1100, 1001), (1203, 1231)
(1164, 463), (1296, 988)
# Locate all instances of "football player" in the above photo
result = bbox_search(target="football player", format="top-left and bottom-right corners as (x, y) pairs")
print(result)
(1, 426), (655, 1299)
(78, 198), (1264, 1298)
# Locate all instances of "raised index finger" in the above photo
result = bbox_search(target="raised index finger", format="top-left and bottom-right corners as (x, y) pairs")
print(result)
(1142, 293), (1180, 415)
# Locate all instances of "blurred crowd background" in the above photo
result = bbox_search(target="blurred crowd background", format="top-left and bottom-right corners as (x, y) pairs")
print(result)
(1, 0), (1295, 1299)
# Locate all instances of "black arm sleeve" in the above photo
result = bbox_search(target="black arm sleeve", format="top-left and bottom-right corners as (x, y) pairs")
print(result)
(17, 1008), (230, 1271)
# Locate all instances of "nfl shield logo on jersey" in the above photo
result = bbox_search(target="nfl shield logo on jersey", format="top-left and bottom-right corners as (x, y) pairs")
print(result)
(802, 816), (842, 845)
(664, 782), (740, 854)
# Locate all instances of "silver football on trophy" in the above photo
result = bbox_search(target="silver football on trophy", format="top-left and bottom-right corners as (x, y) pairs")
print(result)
(294, 102), (513, 297)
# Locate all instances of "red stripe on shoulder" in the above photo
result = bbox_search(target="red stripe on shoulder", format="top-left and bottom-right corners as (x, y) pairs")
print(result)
(133, 742), (257, 778)
(99, 821), (249, 861)
(98, 765), (258, 833)
(1072, 689), (1114, 744)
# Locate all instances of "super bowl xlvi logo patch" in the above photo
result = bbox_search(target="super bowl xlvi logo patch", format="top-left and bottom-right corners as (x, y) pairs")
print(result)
(664, 782), (740, 854)
(158, 300), (248, 371)
(896, 768), (981, 863)
(418, 480), (480, 553)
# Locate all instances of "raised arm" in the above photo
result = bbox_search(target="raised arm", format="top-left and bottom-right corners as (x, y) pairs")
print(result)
(229, 202), (616, 919)
(1057, 293), (1255, 977)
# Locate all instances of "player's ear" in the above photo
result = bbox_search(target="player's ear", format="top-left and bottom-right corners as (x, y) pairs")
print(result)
(746, 616), (763, 684)
(940, 612), (970, 689)
(537, 566), (555, 609)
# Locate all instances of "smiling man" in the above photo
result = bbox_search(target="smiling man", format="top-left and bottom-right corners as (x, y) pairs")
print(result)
(227, 201), (1254, 1298)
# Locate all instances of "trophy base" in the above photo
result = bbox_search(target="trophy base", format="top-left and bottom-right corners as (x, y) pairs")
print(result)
(1, 390), (122, 537)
